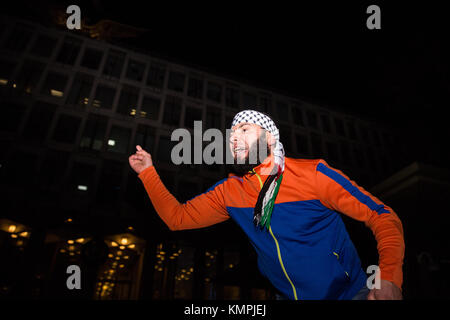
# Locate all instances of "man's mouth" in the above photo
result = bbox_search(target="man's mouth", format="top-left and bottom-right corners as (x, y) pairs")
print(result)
(234, 147), (247, 155)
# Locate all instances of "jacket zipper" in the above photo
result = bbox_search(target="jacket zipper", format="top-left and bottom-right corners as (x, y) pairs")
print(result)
(253, 170), (299, 300)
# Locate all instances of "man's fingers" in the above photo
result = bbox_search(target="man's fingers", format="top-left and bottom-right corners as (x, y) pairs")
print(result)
(136, 145), (143, 151)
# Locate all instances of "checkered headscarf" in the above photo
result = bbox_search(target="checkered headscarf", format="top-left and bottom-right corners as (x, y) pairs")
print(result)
(231, 110), (285, 230)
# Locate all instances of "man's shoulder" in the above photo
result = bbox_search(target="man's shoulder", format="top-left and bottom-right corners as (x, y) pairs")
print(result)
(285, 157), (324, 171)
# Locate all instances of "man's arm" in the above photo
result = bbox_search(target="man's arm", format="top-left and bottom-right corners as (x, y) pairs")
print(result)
(315, 159), (405, 299)
(129, 145), (229, 231)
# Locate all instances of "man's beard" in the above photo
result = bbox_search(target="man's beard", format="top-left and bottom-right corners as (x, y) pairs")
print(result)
(230, 134), (271, 177)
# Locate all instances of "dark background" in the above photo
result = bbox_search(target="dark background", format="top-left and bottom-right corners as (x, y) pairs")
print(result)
(5, 0), (449, 166)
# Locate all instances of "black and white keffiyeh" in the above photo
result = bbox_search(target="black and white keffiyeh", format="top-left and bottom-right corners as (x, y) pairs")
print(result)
(231, 110), (285, 230)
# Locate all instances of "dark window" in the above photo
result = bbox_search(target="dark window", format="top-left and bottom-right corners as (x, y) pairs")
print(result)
(30, 34), (57, 58)
(167, 71), (185, 92)
(225, 87), (240, 108)
(22, 101), (57, 143)
(69, 162), (96, 194)
(135, 124), (156, 153)
(177, 180), (199, 203)
(184, 107), (203, 129)
(260, 96), (272, 115)
(156, 136), (175, 164)
(321, 115), (331, 134)
(359, 125), (370, 143)
(56, 36), (82, 65)
(295, 133), (309, 155)
(107, 126), (131, 154)
(80, 47), (103, 70)
(14, 59), (45, 95)
(52, 114), (81, 144)
(163, 95), (182, 126)
(306, 110), (318, 129)
(279, 125), (292, 154)
(125, 59), (146, 82)
(187, 77), (203, 99)
(38, 149), (69, 189)
(97, 160), (123, 201)
(157, 169), (176, 193)
(371, 130), (382, 147)
(92, 84), (116, 109)
(366, 148), (378, 172)
(205, 106), (222, 130)
(0, 59), (17, 82)
(102, 49), (125, 78)
(1, 102), (27, 133)
(225, 114), (234, 128)
(116, 85), (139, 116)
(79, 114), (107, 151)
(347, 122), (357, 140)
(276, 101), (289, 122)
(207, 82), (222, 103)
(140, 95), (160, 120)
(1, 151), (38, 186)
(147, 63), (166, 89)
(242, 92), (257, 107)
(66, 73), (94, 107)
(352, 144), (365, 168)
(334, 117), (346, 136)
(310, 133), (323, 157)
(40, 71), (68, 98)
(326, 141), (339, 163)
(339, 141), (351, 165)
(4, 25), (33, 52)
(125, 171), (147, 209)
(292, 105), (304, 127)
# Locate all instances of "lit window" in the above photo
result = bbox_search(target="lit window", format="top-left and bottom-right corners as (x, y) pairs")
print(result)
(107, 126), (131, 154)
(92, 84), (116, 109)
(116, 85), (139, 116)
(40, 72), (68, 98)
(79, 114), (107, 151)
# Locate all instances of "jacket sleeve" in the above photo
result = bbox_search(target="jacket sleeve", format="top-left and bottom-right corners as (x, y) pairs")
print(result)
(138, 166), (230, 231)
(315, 159), (405, 289)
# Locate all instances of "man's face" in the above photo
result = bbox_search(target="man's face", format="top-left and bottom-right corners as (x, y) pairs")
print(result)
(229, 123), (271, 175)
(230, 123), (262, 162)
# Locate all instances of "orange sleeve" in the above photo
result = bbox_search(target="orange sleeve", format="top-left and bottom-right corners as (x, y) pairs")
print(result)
(315, 160), (405, 289)
(138, 166), (230, 231)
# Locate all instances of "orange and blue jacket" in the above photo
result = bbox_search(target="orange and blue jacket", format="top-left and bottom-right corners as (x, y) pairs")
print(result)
(138, 155), (404, 300)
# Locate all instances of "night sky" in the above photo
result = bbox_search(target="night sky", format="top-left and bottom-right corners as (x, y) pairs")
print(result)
(4, 0), (450, 165)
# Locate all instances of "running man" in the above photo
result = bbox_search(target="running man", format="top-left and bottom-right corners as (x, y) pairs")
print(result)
(129, 110), (404, 300)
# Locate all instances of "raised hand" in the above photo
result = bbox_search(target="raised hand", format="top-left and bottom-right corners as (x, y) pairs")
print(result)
(129, 145), (153, 174)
